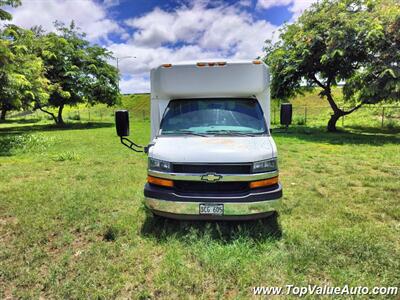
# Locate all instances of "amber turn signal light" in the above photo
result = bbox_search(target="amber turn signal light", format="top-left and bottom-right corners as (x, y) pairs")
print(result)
(162, 63), (172, 68)
(147, 175), (174, 187)
(250, 176), (278, 189)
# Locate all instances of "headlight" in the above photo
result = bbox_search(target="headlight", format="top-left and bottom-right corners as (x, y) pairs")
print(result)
(252, 158), (278, 173)
(148, 158), (172, 172)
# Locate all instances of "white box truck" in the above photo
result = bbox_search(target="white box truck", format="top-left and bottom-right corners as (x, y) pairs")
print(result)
(115, 60), (282, 220)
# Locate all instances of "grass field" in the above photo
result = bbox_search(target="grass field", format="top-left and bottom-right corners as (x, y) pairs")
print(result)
(1, 92), (400, 298)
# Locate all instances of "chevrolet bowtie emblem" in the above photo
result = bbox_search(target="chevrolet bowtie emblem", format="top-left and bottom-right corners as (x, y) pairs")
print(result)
(201, 173), (222, 183)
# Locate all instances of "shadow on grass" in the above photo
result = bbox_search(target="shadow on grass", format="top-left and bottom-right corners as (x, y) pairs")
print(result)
(0, 121), (115, 156)
(1, 118), (43, 124)
(0, 121), (114, 135)
(344, 125), (400, 135)
(141, 212), (282, 243)
(272, 126), (400, 145)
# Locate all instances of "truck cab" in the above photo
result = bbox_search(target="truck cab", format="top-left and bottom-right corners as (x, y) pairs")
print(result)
(117, 60), (282, 220)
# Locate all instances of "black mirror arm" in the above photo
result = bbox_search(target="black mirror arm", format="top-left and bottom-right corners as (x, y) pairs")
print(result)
(120, 137), (144, 153)
(143, 143), (154, 154)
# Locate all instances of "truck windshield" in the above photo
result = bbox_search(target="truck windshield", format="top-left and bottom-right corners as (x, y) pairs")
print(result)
(160, 98), (267, 136)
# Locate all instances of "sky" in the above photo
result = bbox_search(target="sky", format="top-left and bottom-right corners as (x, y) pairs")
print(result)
(4, 0), (317, 93)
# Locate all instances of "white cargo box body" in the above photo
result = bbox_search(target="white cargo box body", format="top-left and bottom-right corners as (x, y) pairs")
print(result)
(150, 60), (271, 140)
(152, 61), (269, 98)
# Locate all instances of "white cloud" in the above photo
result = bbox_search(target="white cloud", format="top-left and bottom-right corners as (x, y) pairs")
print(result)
(257, 0), (292, 9)
(119, 75), (150, 95)
(3, 0), (282, 93)
(5, 0), (122, 42)
(116, 2), (278, 92)
(257, 0), (317, 20)
(238, 0), (252, 7)
(103, 0), (120, 8)
(125, 8), (175, 47)
(125, 3), (276, 51)
(288, 0), (317, 19)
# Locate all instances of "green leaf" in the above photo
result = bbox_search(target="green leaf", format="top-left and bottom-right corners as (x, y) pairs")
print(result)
(379, 68), (396, 79)
(332, 49), (344, 58)
(320, 54), (329, 64)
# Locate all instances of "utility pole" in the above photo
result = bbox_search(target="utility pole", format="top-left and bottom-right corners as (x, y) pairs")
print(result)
(114, 56), (136, 91)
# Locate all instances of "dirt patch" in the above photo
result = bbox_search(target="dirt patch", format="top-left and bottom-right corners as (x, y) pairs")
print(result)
(1, 282), (16, 300)
(0, 215), (18, 226)
(0, 215), (18, 245)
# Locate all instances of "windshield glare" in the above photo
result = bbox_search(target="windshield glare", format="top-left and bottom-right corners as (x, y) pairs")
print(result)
(160, 98), (267, 135)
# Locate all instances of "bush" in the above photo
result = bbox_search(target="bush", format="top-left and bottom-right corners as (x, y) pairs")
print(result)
(0, 134), (55, 156)
(68, 112), (81, 121)
(294, 117), (306, 125)
(386, 119), (398, 130)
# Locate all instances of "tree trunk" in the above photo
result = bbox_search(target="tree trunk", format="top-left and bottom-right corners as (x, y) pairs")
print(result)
(326, 95), (364, 132)
(327, 112), (342, 132)
(38, 106), (57, 124)
(324, 88), (343, 132)
(57, 104), (64, 125)
(0, 108), (6, 121)
(312, 75), (365, 132)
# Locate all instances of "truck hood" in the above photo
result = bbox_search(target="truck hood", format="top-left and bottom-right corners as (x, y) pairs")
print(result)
(148, 136), (275, 163)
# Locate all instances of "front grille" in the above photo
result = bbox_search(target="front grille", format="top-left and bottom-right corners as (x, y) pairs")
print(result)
(174, 181), (249, 194)
(172, 163), (252, 174)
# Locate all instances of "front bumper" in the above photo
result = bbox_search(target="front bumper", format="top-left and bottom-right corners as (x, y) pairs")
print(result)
(144, 183), (282, 220)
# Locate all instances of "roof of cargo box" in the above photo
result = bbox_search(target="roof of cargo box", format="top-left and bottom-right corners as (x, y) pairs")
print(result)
(151, 60), (269, 98)
(157, 59), (256, 66)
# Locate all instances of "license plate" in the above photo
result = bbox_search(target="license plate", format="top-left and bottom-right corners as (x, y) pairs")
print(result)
(199, 204), (224, 215)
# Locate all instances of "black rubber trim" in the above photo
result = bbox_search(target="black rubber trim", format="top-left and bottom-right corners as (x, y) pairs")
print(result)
(152, 210), (275, 221)
(144, 183), (282, 203)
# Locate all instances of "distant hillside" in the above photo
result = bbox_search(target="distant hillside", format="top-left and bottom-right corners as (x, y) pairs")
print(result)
(120, 94), (150, 111)
(119, 94), (151, 118)
(121, 88), (341, 112)
(272, 87), (342, 108)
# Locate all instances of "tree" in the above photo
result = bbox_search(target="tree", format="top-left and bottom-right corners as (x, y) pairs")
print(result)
(264, 0), (400, 132)
(0, 0), (21, 21)
(0, 0), (38, 120)
(35, 22), (119, 125)
(0, 25), (49, 120)
(343, 1), (400, 107)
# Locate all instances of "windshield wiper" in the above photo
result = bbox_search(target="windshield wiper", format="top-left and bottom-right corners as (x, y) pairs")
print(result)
(163, 130), (207, 137)
(204, 130), (257, 136)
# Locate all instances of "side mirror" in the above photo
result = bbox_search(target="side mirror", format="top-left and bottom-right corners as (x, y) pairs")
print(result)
(115, 110), (130, 137)
(280, 103), (292, 126)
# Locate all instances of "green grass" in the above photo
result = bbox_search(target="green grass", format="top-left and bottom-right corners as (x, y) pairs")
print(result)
(1, 92), (400, 298)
